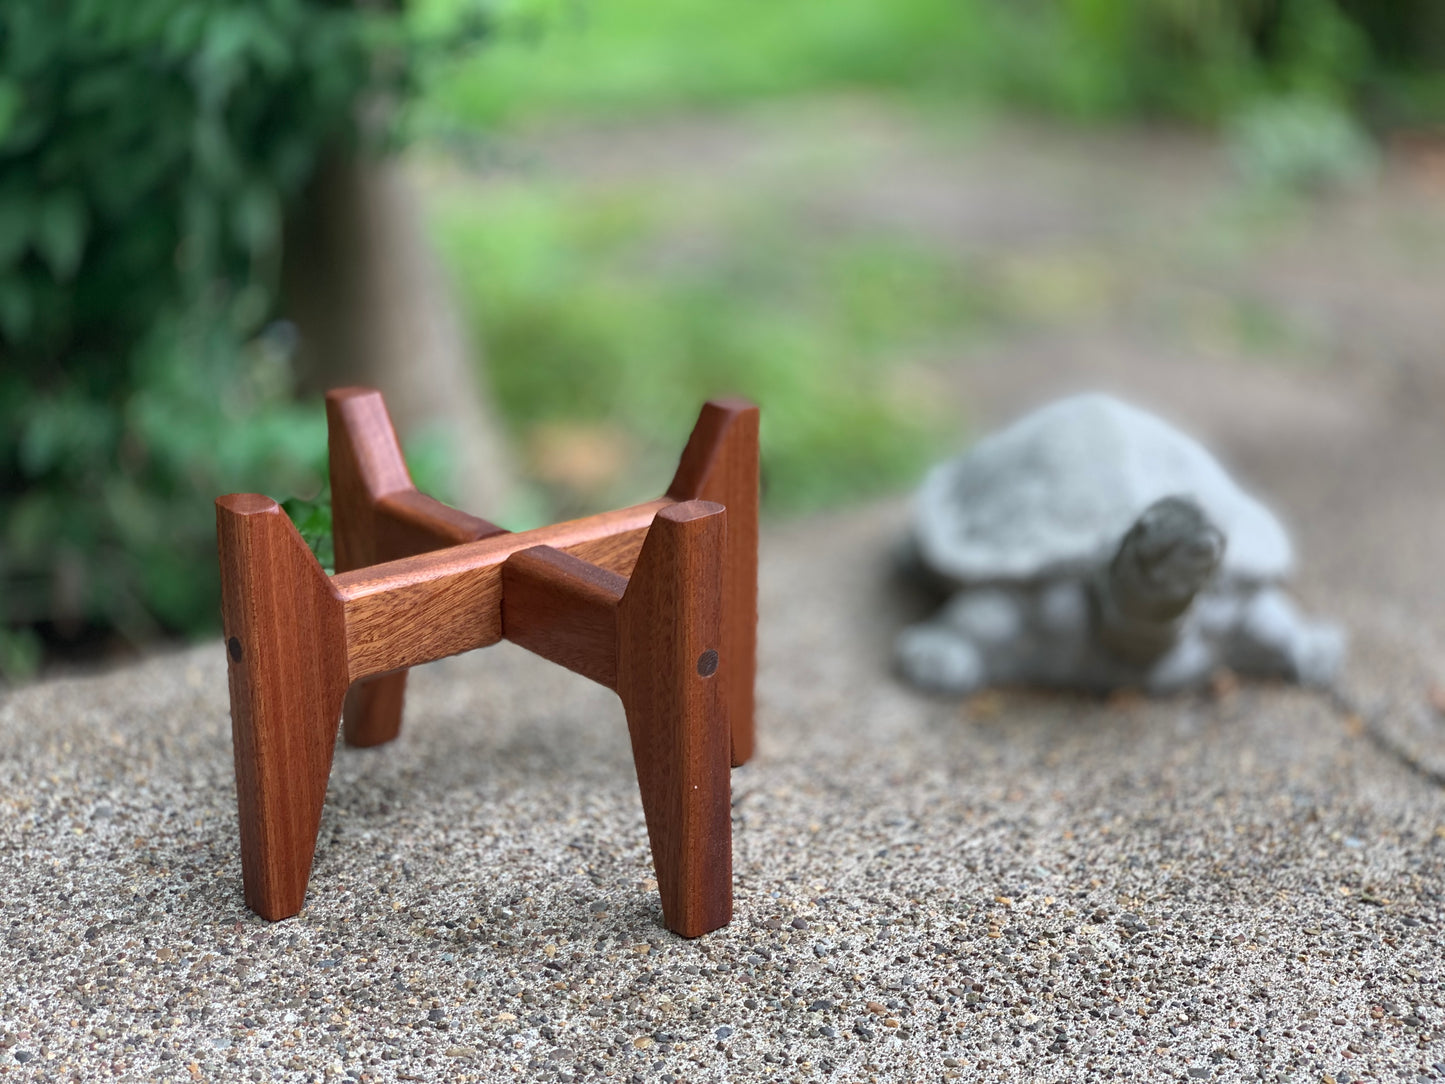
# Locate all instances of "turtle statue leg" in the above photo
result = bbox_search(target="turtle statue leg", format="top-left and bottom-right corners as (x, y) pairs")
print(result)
(1144, 630), (1216, 694)
(1227, 587), (1346, 687)
(894, 586), (1032, 694)
(895, 623), (986, 694)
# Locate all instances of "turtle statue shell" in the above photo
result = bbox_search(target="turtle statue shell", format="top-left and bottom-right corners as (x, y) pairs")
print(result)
(911, 393), (1293, 586)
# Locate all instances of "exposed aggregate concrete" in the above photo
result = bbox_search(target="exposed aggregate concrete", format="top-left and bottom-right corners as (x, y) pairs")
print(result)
(0, 497), (1442, 1083)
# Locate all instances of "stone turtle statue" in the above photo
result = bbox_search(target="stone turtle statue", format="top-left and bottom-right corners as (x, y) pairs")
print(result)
(895, 394), (1345, 695)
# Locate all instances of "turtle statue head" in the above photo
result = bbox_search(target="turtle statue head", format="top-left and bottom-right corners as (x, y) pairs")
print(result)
(1099, 496), (1225, 664)
(1111, 497), (1225, 621)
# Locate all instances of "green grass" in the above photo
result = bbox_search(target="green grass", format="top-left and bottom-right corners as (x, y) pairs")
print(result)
(413, 0), (1252, 135)
(415, 0), (1434, 135)
(417, 0), (995, 129)
(426, 174), (987, 515)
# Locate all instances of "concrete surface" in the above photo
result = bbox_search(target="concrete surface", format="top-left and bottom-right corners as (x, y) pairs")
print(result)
(1, 486), (1442, 1083)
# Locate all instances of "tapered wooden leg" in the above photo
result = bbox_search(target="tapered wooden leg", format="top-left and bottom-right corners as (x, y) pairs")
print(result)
(501, 501), (732, 937)
(217, 495), (350, 920)
(326, 386), (503, 748)
(328, 389), (414, 747)
(668, 400), (759, 766)
(339, 679), (407, 748)
(618, 501), (732, 937)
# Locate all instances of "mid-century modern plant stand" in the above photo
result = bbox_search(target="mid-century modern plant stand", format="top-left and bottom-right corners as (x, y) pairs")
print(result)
(216, 388), (758, 938)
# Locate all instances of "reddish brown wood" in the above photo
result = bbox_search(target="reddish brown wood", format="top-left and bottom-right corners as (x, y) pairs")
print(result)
(216, 494), (349, 921)
(502, 546), (626, 689)
(667, 400), (759, 766)
(336, 497), (672, 683)
(218, 390), (755, 936)
(616, 501), (732, 937)
(327, 387), (505, 747)
(329, 391), (759, 762)
(499, 508), (732, 937)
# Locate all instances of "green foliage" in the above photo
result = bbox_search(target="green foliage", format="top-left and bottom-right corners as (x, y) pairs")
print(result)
(0, 318), (330, 676)
(282, 489), (336, 574)
(0, 2), (401, 361)
(278, 429), (453, 576)
(418, 0), (977, 128)
(428, 181), (976, 514)
(419, 0), (1435, 131)
(0, 0), (412, 678)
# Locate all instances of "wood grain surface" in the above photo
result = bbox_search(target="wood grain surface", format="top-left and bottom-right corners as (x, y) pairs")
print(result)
(501, 546), (627, 689)
(497, 506), (733, 935)
(327, 387), (504, 747)
(616, 501), (733, 937)
(216, 494), (349, 921)
(667, 400), (759, 766)
(335, 497), (671, 683)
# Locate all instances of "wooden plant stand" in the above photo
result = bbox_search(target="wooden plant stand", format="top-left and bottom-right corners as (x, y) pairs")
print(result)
(216, 388), (758, 938)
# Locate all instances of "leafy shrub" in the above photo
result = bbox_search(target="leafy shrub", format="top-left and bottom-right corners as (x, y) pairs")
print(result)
(0, 1), (413, 677)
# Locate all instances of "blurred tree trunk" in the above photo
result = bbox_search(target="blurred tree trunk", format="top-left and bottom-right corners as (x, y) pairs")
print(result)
(282, 152), (515, 517)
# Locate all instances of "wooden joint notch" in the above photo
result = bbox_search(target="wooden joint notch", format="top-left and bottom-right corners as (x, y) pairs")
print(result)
(217, 390), (756, 939)
(503, 545), (627, 689)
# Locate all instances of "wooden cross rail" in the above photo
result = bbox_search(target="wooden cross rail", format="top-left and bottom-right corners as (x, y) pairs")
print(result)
(216, 388), (758, 938)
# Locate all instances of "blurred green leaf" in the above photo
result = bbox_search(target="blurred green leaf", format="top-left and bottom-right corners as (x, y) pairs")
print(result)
(0, 79), (21, 141)
(0, 275), (33, 339)
(232, 183), (279, 255)
(35, 190), (87, 281)
(1228, 93), (1378, 192)
(17, 395), (117, 477)
(417, 0), (1431, 131)
(0, 627), (42, 683)
(0, 190), (29, 267)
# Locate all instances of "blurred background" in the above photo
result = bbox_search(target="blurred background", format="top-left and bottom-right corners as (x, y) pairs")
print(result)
(1, 0), (1443, 681)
